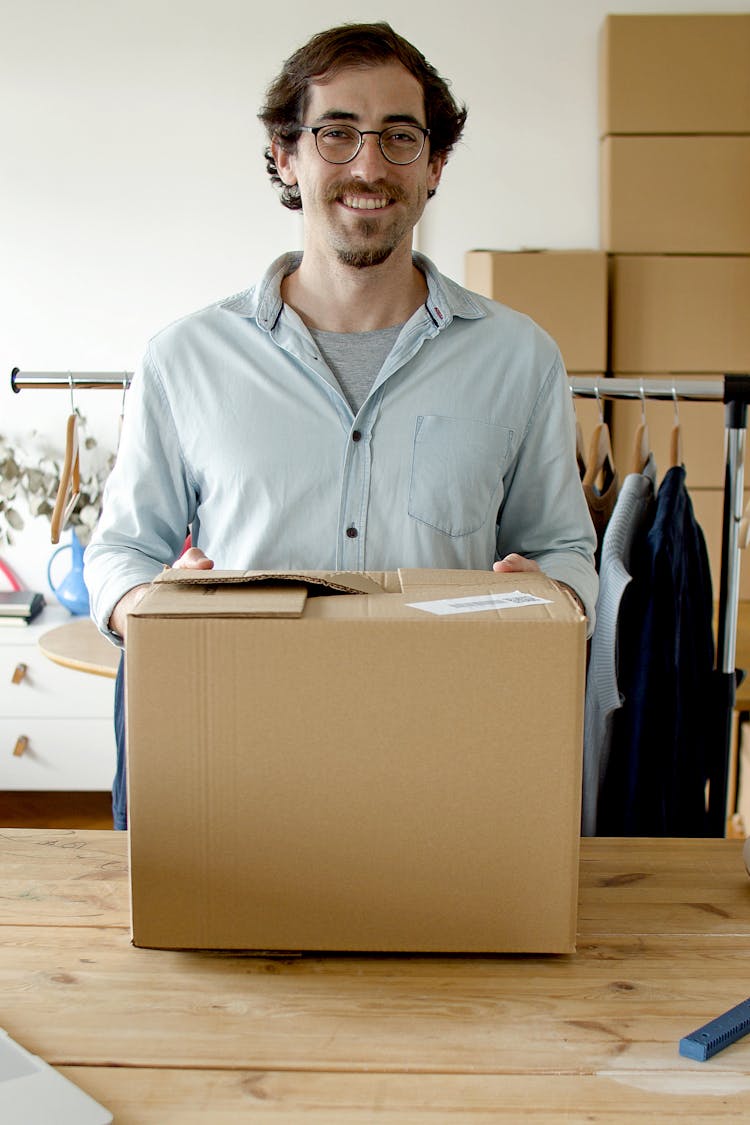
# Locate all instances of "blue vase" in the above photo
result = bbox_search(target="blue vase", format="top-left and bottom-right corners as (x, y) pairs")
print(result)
(48, 527), (91, 616)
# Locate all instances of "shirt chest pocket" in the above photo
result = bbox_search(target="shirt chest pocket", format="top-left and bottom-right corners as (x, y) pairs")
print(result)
(408, 415), (513, 537)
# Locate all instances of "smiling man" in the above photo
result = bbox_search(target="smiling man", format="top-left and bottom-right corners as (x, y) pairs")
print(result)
(85, 23), (597, 829)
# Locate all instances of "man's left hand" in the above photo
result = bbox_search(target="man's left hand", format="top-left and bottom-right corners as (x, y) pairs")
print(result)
(492, 554), (541, 574)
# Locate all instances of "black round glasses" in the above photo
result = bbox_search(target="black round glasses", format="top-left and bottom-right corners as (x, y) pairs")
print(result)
(298, 124), (430, 166)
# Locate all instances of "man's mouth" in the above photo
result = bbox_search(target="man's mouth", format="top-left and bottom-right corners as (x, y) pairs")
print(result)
(340, 196), (392, 210)
(326, 182), (405, 212)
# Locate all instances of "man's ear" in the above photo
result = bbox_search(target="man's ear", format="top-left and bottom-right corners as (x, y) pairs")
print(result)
(272, 138), (297, 187)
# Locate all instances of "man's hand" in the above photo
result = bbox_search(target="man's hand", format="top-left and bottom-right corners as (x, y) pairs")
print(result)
(493, 554), (584, 613)
(492, 553), (541, 574)
(173, 547), (214, 571)
(108, 548), (215, 639)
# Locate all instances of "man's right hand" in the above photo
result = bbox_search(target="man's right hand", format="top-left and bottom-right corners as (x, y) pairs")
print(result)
(108, 547), (215, 639)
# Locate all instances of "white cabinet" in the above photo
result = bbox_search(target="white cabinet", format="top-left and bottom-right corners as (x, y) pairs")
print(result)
(0, 605), (116, 790)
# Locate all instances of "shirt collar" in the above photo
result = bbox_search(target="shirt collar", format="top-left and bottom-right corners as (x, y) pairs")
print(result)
(220, 251), (486, 332)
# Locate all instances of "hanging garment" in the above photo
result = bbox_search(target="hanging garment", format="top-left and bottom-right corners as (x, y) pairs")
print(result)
(598, 465), (716, 836)
(581, 457), (657, 835)
(583, 471), (620, 569)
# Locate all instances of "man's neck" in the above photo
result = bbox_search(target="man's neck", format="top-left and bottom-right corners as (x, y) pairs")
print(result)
(281, 244), (427, 333)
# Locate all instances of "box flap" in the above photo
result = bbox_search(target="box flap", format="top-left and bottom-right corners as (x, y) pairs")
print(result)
(133, 582), (309, 619)
(154, 568), (384, 595)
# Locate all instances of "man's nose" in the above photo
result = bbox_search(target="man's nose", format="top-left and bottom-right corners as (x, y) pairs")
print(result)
(349, 133), (389, 179)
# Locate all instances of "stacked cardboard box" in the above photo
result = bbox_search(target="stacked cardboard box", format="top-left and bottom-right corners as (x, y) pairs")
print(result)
(600, 13), (750, 595)
(465, 250), (608, 449)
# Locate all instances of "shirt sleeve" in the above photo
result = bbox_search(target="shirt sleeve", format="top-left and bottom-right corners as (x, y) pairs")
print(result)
(83, 347), (198, 644)
(495, 354), (599, 635)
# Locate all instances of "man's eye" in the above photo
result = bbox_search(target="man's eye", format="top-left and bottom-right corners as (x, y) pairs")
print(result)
(321, 128), (355, 141)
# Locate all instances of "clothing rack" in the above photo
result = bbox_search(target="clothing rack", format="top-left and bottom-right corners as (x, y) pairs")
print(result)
(570, 374), (750, 836)
(11, 367), (750, 835)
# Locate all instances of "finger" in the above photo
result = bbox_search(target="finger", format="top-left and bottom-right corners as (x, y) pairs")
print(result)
(493, 554), (540, 573)
(173, 547), (214, 570)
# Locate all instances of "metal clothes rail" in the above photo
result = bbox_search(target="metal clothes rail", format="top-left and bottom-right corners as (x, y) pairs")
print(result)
(11, 368), (750, 835)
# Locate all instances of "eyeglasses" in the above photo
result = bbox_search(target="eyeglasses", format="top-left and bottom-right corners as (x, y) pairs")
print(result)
(298, 123), (430, 166)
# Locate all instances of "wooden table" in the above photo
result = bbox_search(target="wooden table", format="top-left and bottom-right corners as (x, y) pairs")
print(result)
(38, 618), (119, 678)
(2, 832), (750, 1122)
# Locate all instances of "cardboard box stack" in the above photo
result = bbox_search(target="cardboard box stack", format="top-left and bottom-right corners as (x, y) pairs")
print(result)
(465, 250), (608, 448)
(600, 13), (750, 596)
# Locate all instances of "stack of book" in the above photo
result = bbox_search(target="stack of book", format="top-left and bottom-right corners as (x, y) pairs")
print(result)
(0, 590), (45, 626)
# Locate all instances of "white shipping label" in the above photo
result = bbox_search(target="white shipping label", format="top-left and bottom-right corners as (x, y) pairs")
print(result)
(407, 591), (553, 616)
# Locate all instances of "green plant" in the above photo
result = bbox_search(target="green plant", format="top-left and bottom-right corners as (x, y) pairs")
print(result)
(0, 421), (115, 547)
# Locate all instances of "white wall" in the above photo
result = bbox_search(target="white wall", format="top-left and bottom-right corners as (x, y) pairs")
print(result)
(1, 0), (749, 589)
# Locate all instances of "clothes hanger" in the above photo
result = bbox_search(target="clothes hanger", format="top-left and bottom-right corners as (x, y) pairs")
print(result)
(571, 385), (587, 478)
(582, 380), (616, 491)
(630, 382), (651, 475)
(669, 384), (684, 468)
(50, 375), (81, 544)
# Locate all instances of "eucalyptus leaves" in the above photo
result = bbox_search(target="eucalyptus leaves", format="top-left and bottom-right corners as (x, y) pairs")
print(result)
(0, 423), (114, 547)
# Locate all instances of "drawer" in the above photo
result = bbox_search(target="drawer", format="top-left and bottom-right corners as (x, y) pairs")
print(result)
(0, 649), (115, 718)
(0, 718), (115, 790)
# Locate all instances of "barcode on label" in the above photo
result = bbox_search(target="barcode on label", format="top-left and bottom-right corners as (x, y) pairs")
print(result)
(407, 591), (553, 616)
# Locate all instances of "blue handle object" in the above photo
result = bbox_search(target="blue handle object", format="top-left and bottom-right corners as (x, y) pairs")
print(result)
(47, 530), (90, 616)
(679, 997), (750, 1060)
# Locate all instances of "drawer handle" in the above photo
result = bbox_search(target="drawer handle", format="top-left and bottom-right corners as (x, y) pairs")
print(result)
(13, 735), (29, 758)
(11, 663), (28, 685)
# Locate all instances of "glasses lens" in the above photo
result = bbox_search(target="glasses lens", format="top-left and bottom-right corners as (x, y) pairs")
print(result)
(315, 125), (361, 163)
(380, 126), (425, 164)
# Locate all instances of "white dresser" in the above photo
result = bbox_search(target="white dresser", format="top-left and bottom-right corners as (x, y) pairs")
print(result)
(0, 604), (116, 790)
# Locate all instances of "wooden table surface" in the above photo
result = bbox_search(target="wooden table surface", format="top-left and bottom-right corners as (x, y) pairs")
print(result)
(38, 618), (120, 678)
(2, 831), (750, 1122)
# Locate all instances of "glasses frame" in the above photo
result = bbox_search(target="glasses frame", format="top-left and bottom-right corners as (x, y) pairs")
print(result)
(298, 124), (431, 166)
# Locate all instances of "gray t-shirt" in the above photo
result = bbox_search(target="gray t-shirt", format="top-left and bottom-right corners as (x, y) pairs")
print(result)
(309, 324), (404, 414)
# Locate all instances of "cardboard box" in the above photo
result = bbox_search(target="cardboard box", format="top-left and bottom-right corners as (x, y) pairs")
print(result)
(465, 250), (607, 372)
(600, 14), (750, 136)
(601, 136), (750, 254)
(610, 256), (750, 374)
(126, 568), (586, 954)
(610, 383), (725, 488)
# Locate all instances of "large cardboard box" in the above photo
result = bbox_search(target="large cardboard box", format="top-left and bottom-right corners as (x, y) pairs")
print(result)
(600, 14), (750, 135)
(601, 136), (750, 254)
(126, 568), (586, 954)
(465, 250), (607, 373)
(610, 256), (750, 374)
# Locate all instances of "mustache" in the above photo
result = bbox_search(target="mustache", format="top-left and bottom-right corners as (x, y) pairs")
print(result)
(323, 180), (407, 205)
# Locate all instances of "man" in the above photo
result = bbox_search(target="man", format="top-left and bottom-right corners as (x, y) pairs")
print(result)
(85, 22), (597, 827)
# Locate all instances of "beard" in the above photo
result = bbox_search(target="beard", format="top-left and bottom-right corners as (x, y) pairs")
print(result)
(322, 179), (418, 270)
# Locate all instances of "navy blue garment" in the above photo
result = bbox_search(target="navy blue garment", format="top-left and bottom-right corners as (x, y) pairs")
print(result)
(598, 466), (716, 836)
(113, 654), (128, 830)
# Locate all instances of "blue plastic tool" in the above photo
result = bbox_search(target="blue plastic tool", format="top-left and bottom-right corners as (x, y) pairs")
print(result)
(679, 998), (750, 1061)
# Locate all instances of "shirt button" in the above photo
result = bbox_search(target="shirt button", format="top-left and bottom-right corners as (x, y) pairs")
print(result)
(346, 527), (358, 539)
(352, 430), (362, 442)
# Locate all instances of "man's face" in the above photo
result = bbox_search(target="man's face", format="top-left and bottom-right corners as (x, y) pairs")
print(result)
(274, 62), (444, 269)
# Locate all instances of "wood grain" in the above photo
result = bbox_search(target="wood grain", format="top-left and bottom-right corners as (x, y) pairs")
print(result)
(57, 1067), (750, 1123)
(3, 831), (750, 1121)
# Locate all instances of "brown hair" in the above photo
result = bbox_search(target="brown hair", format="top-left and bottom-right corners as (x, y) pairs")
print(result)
(258, 22), (468, 210)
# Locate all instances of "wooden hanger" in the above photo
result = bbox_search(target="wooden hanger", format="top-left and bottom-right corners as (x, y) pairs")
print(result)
(50, 411), (81, 545)
(669, 387), (684, 468)
(630, 384), (651, 474)
(582, 384), (616, 491)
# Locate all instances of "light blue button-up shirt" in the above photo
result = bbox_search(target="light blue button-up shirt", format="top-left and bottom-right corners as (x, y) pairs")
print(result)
(85, 252), (597, 642)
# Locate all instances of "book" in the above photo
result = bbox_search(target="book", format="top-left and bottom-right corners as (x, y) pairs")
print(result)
(0, 591), (45, 624)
